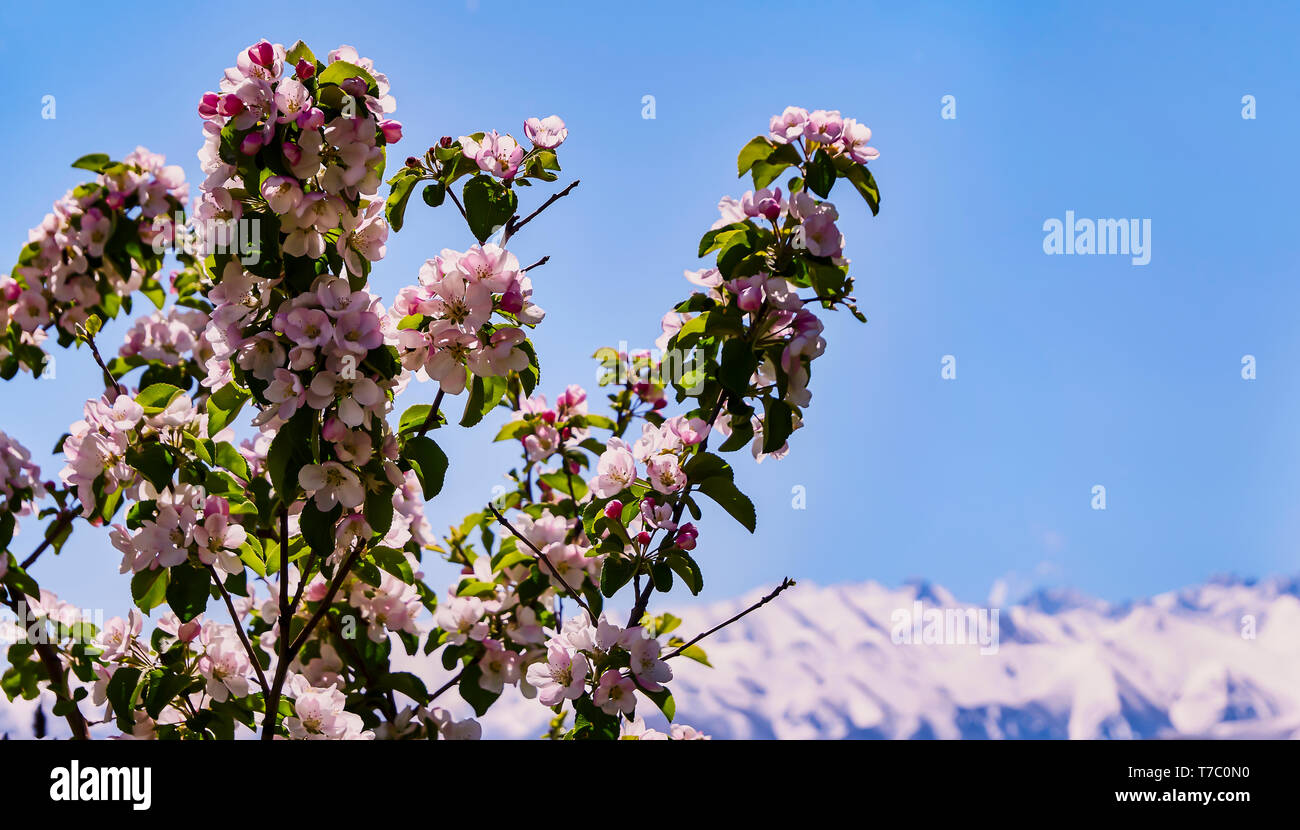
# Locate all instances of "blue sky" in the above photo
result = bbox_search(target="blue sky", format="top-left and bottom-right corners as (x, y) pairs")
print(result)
(1, 0), (1298, 615)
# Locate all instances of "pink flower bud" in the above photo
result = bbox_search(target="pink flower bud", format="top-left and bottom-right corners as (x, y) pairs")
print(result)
(499, 283), (525, 314)
(675, 523), (699, 551)
(652, 398), (668, 411)
(341, 77), (368, 97)
(296, 107), (325, 131)
(379, 119), (403, 143)
(198, 92), (221, 119)
(295, 59), (315, 80)
(217, 94), (245, 118)
(604, 500), (624, 521)
(541, 410), (557, 424)
(240, 133), (264, 156)
(636, 531), (652, 546)
(248, 41), (275, 69)
(281, 141), (302, 166)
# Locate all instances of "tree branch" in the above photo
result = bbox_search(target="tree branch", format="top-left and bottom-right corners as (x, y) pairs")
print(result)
(502, 180), (579, 246)
(206, 563), (268, 694)
(82, 331), (124, 396)
(1, 593), (89, 739)
(487, 504), (592, 617)
(663, 577), (795, 660)
(20, 509), (75, 570)
(416, 388), (446, 437)
(521, 255), (550, 273)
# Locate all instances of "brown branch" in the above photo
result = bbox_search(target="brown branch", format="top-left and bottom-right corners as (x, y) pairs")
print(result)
(501, 180), (579, 246)
(416, 388), (446, 437)
(1, 594), (89, 739)
(20, 510), (75, 570)
(663, 577), (795, 660)
(447, 187), (469, 224)
(206, 563), (268, 694)
(521, 255), (550, 273)
(82, 331), (124, 396)
(429, 668), (465, 703)
(487, 504), (592, 617)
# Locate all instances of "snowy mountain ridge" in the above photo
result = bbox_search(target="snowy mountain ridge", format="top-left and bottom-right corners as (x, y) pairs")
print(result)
(480, 575), (1300, 739)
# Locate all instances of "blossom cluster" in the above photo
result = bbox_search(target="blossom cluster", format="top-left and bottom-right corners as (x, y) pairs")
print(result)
(195, 41), (399, 263)
(768, 106), (879, 164)
(119, 307), (213, 367)
(1, 148), (188, 375)
(389, 243), (544, 396)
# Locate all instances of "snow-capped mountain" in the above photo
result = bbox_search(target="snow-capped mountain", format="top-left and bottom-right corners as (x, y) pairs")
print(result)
(479, 575), (1300, 739)
(5, 575), (1298, 739)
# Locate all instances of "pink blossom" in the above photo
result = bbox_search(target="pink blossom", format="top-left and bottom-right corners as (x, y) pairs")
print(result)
(299, 461), (365, 511)
(523, 115), (568, 149)
(590, 440), (637, 499)
(646, 454), (686, 494)
(594, 670), (637, 716)
(525, 645), (589, 706)
(769, 106), (810, 144)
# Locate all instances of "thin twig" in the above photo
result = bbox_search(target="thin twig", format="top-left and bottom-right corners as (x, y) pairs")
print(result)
(416, 388), (446, 437)
(502, 180), (580, 246)
(206, 563), (268, 694)
(521, 255), (550, 273)
(20, 510), (75, 570)
(487, 504), (592, 617)
(429, 668), (465, 703)
(663, 577), (796, 660)
(82, 332), (124, 396)
(447, 187), (469, 224)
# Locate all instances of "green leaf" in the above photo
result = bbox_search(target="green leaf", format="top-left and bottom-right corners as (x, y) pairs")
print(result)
(459, 374), (507, 428)
(285, 40), (316, 67)
(639, 684), (676, 722)
(599, 555), (636, 598)
(666, 551), (704, 595)
(71, 153), (112, 173)
(718, 338), (757, 398)
(106, 667), (142, 726)
(317, 59), (376, 90)
(370, 546), (414, 583)
(131, 567), (170, 613)
(835, 156), (881, 215)
(364, 486), (394, 536)
(462, 175), (517, 244)
(165, 562), (211, 622)
(266, 411), (313, 498)
(125, 444), (176, 492)
(696, 476), (756, 533)
(717, 417), (755, 453)
(213, 442), (250, 481)
(402, 436), (448, 500)
(737, 136), (776, 176)
(398, 403), (434, 436)
(493, 419), (532, 442)
(385, 170), (421, 232)
(206, 383), (250, 436)
(135, 383), (184, 414)
(762, 398), (794, 453)
(300, 499), (342, 559)
(806, 149), (836, 198)
(421, 181), (446, 207)
(538, 471), (587, 501)
(751, 142), (802, 190)
(458, 664), (501, 716)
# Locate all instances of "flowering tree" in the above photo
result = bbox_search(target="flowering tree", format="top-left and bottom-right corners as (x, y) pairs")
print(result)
(0, 40), (881, 740)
